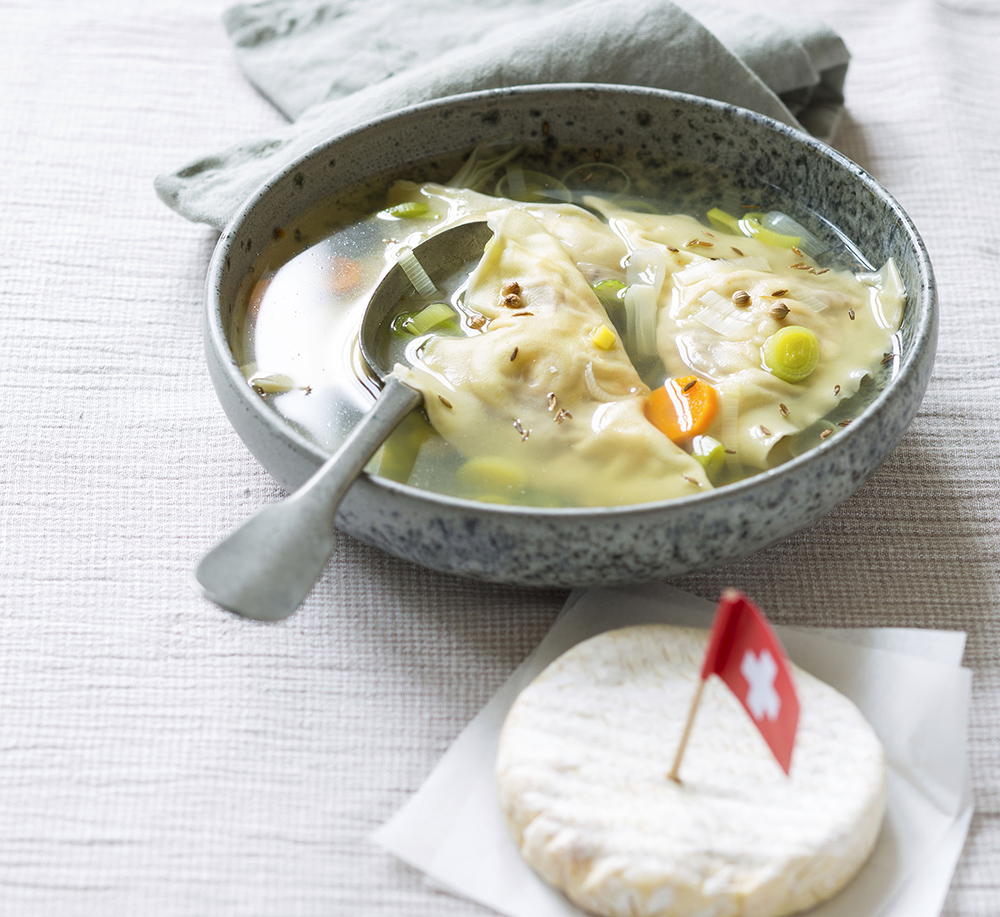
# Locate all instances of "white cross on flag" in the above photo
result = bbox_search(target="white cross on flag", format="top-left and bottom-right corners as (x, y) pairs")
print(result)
(701, 589), (800, 773)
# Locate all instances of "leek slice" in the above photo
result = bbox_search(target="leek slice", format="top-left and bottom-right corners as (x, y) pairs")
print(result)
(583, 362), (619, 403)
(762, 211), (826, 257)
(370, 412), (432, 483)
(504, 163), (528, 200)
(738, 216), (800, 249)
(762, 326), (821, 382)
(691, 434), (726, 479)
(793, 290), (831, 314)
(592, 278), (626, 303)
(694, 290), (755, 338)
(625, 284), (658, 356)
(394, 302), (458, 336)
(627, 247), (668, 288)
(592, 279), (628, 339)
(624, 247), (666, 358)
(706, 207), (742, 234)
(396, 246), (437, 297)
(378, 201), (431, 220)
(447, 140), (523, 191)
(247, 371), (294, 394)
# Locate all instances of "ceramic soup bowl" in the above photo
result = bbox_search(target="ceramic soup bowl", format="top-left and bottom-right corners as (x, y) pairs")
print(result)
(204, 84), (936, 587)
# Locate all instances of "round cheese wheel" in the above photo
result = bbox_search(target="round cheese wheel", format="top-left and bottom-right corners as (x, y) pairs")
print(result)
(496, 625), (886, 917)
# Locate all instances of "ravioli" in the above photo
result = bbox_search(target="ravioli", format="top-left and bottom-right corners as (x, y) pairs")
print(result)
(386, 179), (904, 505)
(597, 206), (902, 469)
(396, 207), (711, 506)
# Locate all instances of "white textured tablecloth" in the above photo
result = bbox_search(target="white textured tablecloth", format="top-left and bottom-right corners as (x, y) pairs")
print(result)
(1, 0), (998, 914)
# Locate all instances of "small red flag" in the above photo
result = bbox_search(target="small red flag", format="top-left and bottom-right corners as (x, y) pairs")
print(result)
(702, 589), (800, 774)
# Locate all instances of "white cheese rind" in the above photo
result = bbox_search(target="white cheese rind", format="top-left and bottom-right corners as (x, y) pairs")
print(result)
(496, 625), (887, 917)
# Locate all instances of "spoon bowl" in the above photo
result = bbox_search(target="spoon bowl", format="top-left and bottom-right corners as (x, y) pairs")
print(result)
(359, 220), (494, 381)
(196, 220), (493, 620)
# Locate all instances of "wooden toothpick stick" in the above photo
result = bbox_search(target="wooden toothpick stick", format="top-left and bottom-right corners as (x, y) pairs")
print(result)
(668, 676), (706, 784)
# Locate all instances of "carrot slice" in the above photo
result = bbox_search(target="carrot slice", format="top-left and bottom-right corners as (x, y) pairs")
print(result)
(329, 256), (362, 293)
(645, 376), (719, 443)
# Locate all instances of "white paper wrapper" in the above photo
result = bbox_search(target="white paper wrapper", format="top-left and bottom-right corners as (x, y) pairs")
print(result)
(374, 583), (973, 917)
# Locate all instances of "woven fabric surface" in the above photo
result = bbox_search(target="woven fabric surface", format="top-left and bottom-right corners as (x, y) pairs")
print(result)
(155, 0), (848, 228)
(1, 0), (997, 914)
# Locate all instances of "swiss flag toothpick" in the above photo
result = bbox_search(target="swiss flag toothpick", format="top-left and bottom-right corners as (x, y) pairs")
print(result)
(668, 589), (800, 782)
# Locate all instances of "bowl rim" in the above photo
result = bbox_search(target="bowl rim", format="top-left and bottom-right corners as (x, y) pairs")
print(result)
(206, 82), (936, 520)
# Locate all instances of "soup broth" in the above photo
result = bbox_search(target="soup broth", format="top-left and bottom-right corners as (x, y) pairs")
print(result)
(235, 144), (903, 508)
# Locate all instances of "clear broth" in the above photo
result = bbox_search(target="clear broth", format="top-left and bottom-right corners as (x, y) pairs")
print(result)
(234, 147), (899, 507)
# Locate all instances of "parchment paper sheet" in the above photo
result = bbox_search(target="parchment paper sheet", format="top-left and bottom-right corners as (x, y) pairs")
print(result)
(376, 584), (973, 917)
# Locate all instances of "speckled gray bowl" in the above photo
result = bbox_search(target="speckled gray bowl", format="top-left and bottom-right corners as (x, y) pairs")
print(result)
(205, 85), (936, 588)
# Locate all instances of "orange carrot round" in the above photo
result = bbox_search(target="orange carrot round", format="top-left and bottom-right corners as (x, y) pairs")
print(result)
(329, 255), (362, 293)
(645, 375), (719, 443)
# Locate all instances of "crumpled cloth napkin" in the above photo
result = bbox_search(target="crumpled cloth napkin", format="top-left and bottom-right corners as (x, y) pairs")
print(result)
(154, 0), (849, 231)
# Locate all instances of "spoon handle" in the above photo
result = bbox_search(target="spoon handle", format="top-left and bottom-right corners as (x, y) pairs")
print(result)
(196, 376), (423, 621)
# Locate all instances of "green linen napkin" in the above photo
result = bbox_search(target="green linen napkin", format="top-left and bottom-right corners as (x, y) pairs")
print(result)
(155, 0), (849, 230)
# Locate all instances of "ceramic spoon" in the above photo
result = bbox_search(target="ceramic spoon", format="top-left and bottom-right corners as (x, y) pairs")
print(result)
(196, 220), (494, 621)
